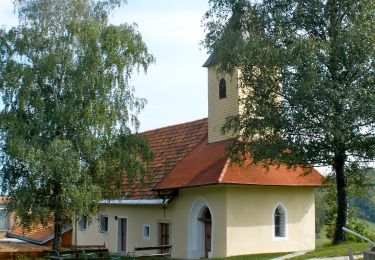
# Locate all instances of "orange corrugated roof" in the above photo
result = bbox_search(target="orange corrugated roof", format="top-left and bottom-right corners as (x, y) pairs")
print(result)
(155, 138), (323, 190)
(8, 220), (72, 245)
(122, 118), (208, 199)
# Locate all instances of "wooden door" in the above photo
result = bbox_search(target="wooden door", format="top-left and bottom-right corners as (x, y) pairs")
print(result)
(159, 223), (169, 245)
(119, 218), (127, 252)
(204, 221), (212, 258)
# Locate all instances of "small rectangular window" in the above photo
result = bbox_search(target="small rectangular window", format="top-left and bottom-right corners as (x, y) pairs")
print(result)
(99, 215), (108, 233)
(0, 207), (9, 231)
(143, 224), (150, 240)
(79, 216), (88, 231)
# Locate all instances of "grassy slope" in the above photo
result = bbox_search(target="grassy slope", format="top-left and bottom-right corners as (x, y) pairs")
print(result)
(366, 220), (375, 233)
(120, 253), (290, 260)
(316, 225), (331, 248)
(290, 241), (370, 260)
(211, 252), (290, 260)
(296, 221), (375, 260)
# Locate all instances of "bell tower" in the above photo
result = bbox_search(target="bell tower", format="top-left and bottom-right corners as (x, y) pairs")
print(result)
(203, 55), (240, 143)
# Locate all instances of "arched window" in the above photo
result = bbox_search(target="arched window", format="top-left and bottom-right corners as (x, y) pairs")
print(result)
(274, 205), (286, 238)
(219, 78), (226, 99)
(198, 207), (211, 221)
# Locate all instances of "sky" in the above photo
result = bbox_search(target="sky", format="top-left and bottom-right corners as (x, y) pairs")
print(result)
(0, 0), (210, 131)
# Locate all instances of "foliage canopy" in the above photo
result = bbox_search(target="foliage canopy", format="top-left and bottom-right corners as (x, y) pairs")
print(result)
(203, 0), (375, 243)
(0, 0), (154, 250)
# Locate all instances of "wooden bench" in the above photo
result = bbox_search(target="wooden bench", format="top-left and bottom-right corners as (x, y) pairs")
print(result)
(66, 244), (107, 250)
(128, 245), (172, 260)
(45, 248), (120, 260)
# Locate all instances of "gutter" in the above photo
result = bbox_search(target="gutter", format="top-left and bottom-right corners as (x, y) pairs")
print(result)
(99, 198), (170, 205)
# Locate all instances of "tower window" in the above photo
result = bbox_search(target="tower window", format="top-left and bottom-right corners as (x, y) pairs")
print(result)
(219, 78), (226, 99)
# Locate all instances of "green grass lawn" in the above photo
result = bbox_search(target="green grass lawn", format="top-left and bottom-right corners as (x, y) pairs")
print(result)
(289, 241), (370, 259)
(120, 252), (290, 260)
(366, 219), (375, 234)
(316, 225), (331, 248)
(118, 241), (372, 260)
(211, 252), (290, 260)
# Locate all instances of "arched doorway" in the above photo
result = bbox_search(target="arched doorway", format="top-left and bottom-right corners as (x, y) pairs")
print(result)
(188, 198), (213, 259)
(199, 207), (212, 257)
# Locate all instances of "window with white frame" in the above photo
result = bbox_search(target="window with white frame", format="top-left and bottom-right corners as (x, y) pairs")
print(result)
(143, 224), (150, 240)
(274, 205), (286, 238)
(79, 216), (88, 231)
(99, 215), (108, 233)
(0, 206), (9, 231)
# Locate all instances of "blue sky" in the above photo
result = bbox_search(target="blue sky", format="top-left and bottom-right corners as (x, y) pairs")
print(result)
(0, 0), (210, 131)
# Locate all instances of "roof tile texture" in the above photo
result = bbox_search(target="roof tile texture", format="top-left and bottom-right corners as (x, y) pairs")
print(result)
(10, 222), (54, 243)
(123, 118), (208, 199)
(156, 137), (323, 190)
(8, 220), (71, 244)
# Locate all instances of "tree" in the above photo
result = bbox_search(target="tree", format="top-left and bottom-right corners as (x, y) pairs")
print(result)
(0, 0), (154, 250)
(317, 166), (373, 241)
(203, 0), (374, 244)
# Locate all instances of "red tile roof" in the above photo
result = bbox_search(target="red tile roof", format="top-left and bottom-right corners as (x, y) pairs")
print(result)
(7, 221), (72, 245)
(155, 137), (323, 190)
(121, 118), (322, 198)
(155, 137), (230, 190)
(123, 118), (208, 199)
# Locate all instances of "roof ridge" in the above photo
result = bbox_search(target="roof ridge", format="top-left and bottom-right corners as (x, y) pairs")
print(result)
(139, 118), (207, 135)
(218, 159), (230, 183)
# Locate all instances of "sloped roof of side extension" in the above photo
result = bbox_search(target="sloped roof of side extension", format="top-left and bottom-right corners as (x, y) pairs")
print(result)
(7, 221), (72, 245)
(155, 135), (323, 190)
(118, 118), (322, 201)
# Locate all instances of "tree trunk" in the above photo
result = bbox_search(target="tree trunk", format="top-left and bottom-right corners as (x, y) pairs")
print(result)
(53, 208), (63, 251)
(333, 151), (347, 244)
(53, 183), (63, 251)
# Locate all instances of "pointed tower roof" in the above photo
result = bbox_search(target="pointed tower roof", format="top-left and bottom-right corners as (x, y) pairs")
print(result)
(202, 53), (216, 67)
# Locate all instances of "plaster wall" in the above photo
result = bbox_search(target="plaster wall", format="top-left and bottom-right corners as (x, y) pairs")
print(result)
(75, 185), (316, 258)
(75, 204), (164, 254)
(75, 186), (227, 258)
(226, 186), (316, 256)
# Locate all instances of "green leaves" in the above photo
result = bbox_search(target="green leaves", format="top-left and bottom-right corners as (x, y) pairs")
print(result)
(0, 0), (154, 246)
(204, 0), (374, 243)
(204, 0), (375, 168)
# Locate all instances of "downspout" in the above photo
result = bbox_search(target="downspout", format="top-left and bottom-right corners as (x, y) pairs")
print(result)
(74, 217), (77, 246)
